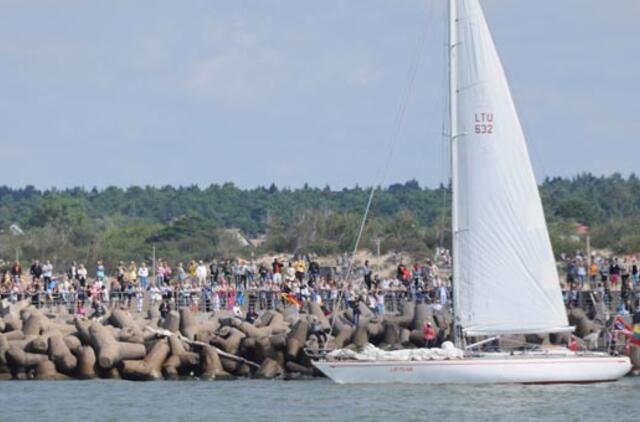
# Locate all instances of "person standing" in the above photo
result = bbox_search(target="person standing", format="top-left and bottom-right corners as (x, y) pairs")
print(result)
(349, 292), (361, 327)
(209, 260), (219, 285)
(272, 258), (282, 284)
(10, 260), (22, 285)
(177, 262), (187, 285)
(77, 264), (88, 288)
(196, 261), (208, 286)
(163, 261), (173, 284)
(294, 256), (306, 282)
(156, 261), (165, 287)
(363, 260), (372, 290)
(30, 260), (42, 284)
(308, 260), (320, 285)
(610, 258), (621, 287)
(577, 262), (586, 289)
(42, 260), (53, 287)
(590, 260), (599, 287)
(188, 260), (197, 279)
(438, 283), (448, 305)
(96, 261), (105, 282)
(128, 261), (138, 286)
(375, 289), (385, 315)
(67, 261), (77, 284)
(138, 263), (149, 289)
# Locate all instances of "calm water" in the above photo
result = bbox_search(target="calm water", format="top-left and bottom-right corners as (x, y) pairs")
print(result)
(0, 377), (638, 422)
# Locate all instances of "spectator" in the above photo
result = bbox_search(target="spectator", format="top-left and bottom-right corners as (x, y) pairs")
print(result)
(423, 321), (436, 348)
(77, 264), (88, 287)
(610, 258), (621, 286)
(159, 299), (171, 319)
(272, 258), (282, 284)
(245, 305), (259, 324)
(310, 316), (327, 347)
(176, 262), (186, 285)
(30, 260), (42, 283)
(309, 260), (320, 284)
(577, 262), (586, 289)
(96, 261), (106, 282)
(375, 289), (385, 314)
(363, 260), (372, 290)
(294, 256), (306, 282)
(138, 263), (149, 289)
(196, 261), (208, 286)
(67, 261), (77, 283)
(10, 260), (22, 284)
(156, 261), (166, 286)
(232, 302), (243, 319)
(128, 261), (138, 286)
(42, 260), (53, 287)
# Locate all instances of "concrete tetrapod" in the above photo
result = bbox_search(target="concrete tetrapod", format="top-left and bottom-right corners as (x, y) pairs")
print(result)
(162, 335), (199, 379)
(76, 346), (97, 379)
(48, 334), (78, 374)
(120, 338), (171, 381)
(89, 322), (146, 369)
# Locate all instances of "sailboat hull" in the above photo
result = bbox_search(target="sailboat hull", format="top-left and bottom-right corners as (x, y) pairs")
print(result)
(312, 355), (632, 384)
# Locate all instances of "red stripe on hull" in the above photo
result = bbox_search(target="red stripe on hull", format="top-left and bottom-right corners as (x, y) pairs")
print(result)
(522, 379), (620, 385)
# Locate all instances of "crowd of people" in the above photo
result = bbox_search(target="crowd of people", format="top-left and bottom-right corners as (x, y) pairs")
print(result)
(0, 254), (452, 318)
(1, 249), (638, 319)
(562, 251), (640, 312)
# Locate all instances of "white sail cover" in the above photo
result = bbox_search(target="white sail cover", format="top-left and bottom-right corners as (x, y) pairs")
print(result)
(451, 0), (570, 336)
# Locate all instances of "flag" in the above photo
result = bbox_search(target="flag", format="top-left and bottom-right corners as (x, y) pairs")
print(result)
(615, 315), (640, 346)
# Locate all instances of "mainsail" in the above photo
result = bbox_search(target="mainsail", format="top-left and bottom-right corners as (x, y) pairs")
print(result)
(450, 0), (570, 336)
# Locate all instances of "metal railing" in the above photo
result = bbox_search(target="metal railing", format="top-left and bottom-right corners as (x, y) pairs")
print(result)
(1, 288), (635, 316)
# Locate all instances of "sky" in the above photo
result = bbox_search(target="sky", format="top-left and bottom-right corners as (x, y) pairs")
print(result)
(1, 0), (639, 190)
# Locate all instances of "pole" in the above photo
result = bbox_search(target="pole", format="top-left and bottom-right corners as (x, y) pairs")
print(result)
(152, 245), (156, 285)
(448, 0), (462, 348)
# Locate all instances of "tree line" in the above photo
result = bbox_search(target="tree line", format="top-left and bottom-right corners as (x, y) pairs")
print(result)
(0, 173), (638, 267)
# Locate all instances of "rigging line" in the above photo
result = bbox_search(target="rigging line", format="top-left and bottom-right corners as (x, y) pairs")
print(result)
(330, 3), (436, 328)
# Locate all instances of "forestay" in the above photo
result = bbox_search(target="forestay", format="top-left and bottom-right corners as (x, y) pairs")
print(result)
(451, 0), (570, 336)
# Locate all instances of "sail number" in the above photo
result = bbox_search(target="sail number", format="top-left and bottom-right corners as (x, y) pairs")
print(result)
(474, 112), (493, 135)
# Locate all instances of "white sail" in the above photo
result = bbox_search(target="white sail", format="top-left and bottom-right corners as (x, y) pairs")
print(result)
(451, 0), (570, 336)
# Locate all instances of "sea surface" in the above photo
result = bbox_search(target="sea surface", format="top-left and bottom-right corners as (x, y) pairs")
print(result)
(0, 376), (638, 422)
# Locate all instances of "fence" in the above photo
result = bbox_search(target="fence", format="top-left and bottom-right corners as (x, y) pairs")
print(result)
(2, 288), (635, 317)
(0, 288), (438, 314)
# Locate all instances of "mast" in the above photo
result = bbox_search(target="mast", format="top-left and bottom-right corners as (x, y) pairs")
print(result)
(448, 0), (462, 348)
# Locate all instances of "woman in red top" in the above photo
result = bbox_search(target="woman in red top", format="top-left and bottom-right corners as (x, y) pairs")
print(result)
(568, 335), (578, 352)
(423, 321), (436, 348)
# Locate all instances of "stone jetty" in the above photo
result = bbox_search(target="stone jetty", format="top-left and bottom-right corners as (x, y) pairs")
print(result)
(0, 299), (638, 380)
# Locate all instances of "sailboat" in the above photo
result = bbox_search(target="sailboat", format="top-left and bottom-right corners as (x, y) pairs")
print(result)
(312, 0), (632, 384)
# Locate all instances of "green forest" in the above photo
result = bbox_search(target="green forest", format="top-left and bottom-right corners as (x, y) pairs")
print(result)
(0, 173), (639, 267)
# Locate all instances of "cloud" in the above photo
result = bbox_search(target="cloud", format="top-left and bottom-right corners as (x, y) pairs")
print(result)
(346, 62), (385, 87)
(185, 17), (286, 108)
(187, 49), (284, 107)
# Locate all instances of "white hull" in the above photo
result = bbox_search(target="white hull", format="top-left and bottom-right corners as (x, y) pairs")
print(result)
(313, 355), (632, 384)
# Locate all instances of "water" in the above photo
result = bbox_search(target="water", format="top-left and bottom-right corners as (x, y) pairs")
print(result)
(0, 377), (638, 422)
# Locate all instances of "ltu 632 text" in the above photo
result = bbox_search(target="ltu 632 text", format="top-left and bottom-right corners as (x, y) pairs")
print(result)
(474, 112), (493, 134)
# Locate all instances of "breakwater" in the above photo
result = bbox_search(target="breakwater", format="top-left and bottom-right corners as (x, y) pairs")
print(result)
(0, 299), (638, 380)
